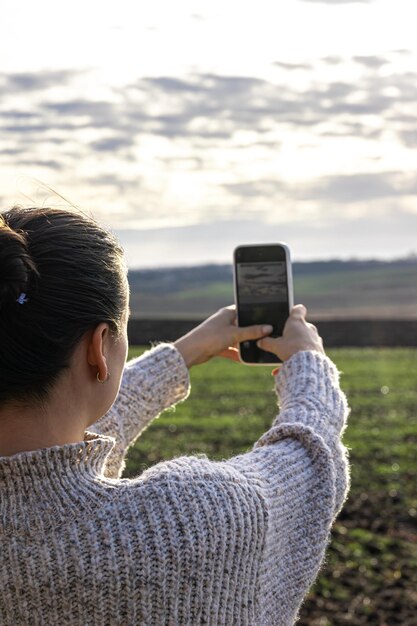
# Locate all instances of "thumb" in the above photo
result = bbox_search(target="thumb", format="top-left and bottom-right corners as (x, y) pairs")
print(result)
(236, 323), (274, 342)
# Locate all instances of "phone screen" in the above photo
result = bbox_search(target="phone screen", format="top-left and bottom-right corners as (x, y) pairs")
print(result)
(234, 245), (291, 364)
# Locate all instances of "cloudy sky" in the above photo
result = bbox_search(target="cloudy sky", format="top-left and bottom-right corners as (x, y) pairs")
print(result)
(1, 0), (417, 267)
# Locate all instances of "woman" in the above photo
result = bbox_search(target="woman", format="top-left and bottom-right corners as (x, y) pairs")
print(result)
(0, 206), (350, 626)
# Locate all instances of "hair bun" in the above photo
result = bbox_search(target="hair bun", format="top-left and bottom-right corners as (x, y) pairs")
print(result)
(0, 214), (39, 307)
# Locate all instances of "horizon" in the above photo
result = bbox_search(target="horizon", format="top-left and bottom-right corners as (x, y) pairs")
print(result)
(127, 254), (417, 272)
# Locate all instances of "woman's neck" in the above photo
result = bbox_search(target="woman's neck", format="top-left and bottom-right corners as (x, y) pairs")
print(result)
(0, 411), (88, 456)
(0, 389), (90, 457)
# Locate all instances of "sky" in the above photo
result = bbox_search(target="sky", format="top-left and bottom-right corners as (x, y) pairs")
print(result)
(1, 0), (417, 267)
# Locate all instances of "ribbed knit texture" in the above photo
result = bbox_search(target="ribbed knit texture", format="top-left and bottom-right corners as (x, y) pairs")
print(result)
(0, 344), (350, 626)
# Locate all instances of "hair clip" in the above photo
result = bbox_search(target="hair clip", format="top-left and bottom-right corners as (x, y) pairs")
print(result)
(16, 293), (28, 305)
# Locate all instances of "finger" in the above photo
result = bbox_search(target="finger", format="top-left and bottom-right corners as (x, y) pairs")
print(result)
(308, 323), (318, 333)
(218, 347), (241, 362)
(291, 304), (307, 320)
(222, 305), (237, 324)
(234, 323), (274, 343)
(257, 335), (283, 352)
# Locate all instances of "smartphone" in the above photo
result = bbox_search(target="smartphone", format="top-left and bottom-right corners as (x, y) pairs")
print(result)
(233, 243), (294, 365)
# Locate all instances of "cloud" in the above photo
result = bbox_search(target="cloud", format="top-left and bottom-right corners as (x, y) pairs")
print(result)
(0, 148), (23, 156)
(127, 73), (314, 134)
(223, 180), (285, 198)
(321, 56), (343, 64)
(299, 172), (417, 203)
(222, 172), (417, 205)
(44, 99), (118, 128)
(2, 123), (52, 134)
(273, 61), (312, 70)
(3, 63), (417, 153)
(353, 55), (388, 68)
(320, 122), (382, 139)
(141, 76), (205, 93)
(85, 174), (140, 192)
(399, 129), (417, 148)
(127, 69), (417, 142)
(1, 70), (80, 92)
(2, 60), (417, 231)
(17, 159), (63, 170)
(1, 111), (38, 120)
(133, 74), (270, 137)
(90, 136), (135, 152)
(150, 114), (232, 139)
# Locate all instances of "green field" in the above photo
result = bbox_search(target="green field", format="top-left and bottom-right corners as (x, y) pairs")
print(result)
(128, 260), (417, 320)
(124, 347), (417, 625)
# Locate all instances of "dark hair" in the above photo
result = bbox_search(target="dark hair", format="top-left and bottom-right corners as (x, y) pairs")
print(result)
(0, 206), (128, 406)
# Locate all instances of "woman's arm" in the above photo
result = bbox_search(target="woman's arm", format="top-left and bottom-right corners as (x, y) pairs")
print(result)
(90, 343), (190, 477)
(90, 309), (272, 478)
(127, 349), (349, 624)
(170, 304), (349, 620)
(252, 349), (350, 516)
(228, 349), (349, 622)
(94, 305), (349, 621)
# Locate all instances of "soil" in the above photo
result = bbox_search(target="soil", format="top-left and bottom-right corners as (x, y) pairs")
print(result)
(297, 493), (417, 625)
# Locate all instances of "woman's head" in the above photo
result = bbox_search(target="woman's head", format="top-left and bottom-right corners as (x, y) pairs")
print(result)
(0, 206), (129, 409)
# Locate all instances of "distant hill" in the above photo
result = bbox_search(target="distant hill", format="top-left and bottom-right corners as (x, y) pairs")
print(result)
(128, 258), (417, 320)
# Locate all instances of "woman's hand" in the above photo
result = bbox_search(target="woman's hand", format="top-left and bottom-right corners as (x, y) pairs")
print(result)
(257, 304), (324, 362)
(173, 305), (273, 368)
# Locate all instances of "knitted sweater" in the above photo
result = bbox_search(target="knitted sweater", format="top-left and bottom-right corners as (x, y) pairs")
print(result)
(0, 344), (350, 626)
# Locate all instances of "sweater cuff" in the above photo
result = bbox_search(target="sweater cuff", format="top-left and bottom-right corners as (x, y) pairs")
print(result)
(260, 351), (348, 445)
(125, 343), (190, 410)
(277, 351), (344, 410)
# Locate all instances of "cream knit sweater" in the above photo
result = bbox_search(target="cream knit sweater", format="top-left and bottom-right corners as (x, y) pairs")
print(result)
(0, 344), (350, 626)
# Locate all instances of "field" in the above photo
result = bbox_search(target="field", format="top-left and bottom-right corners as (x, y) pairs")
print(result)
(124, 347), (417, 625)
(128, 259), (417, 320)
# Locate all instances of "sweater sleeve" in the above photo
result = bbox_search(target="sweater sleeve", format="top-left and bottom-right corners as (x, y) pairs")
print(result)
(253, 350), (350, 516)
(90, 343), (190, 478)
(224, 350), (351, 622)
(130, 350), (349, 625)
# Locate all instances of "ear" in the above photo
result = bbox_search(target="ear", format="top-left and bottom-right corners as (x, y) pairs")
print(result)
(87, 323), (111, 382)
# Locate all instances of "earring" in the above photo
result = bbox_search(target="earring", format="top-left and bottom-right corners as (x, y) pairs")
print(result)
(97, 372), (111, 384)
